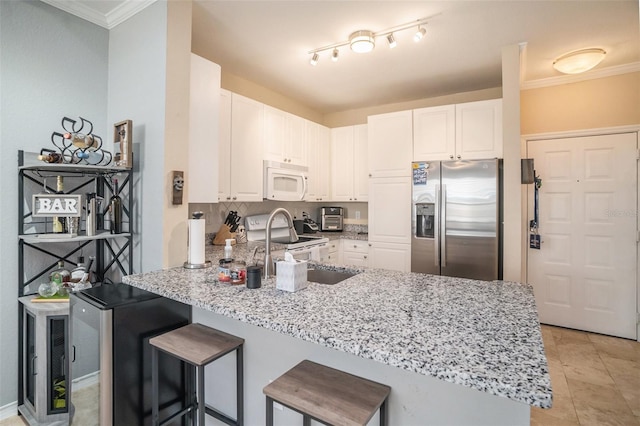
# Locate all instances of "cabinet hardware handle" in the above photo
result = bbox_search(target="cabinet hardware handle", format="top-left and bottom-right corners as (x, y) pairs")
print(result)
(369, 173), (372, 177)
(457, 155), (461, 159)
(232, 196), (237, 200)
(364, 256), (367, 259)
(226, 196), (231, 200)
(449, 155), (454, 159)
(368, 243), (372, 247)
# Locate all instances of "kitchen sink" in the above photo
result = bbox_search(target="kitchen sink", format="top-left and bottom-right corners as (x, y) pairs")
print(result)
(307, 269), (358, 285)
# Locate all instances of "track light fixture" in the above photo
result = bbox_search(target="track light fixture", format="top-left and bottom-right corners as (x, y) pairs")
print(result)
(307, 17), (431, 65)
(386, 33), (397, 49)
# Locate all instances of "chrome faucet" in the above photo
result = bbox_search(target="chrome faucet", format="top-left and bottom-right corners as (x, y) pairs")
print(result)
(263, 207), (298, 278)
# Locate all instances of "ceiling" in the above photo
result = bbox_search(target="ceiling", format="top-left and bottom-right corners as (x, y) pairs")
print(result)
(45, 0), (639, 114)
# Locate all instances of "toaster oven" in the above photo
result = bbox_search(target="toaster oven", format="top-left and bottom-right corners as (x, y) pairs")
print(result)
(320, 207), (343, 231)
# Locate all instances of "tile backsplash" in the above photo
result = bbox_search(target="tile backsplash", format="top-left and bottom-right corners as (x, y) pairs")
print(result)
(189, 201), (368, 237)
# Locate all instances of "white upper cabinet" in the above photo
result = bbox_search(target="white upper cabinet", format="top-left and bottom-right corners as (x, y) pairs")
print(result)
(218, 89), (232, 202)
(188, 53), (221, 203)
(331, 124), (368, 202)
(367, 110), (413, 178)
(413, 99), (502, 161)
(264, 105), (307, 166)
(229, 93), (264, 202)
(455, 99), (502, 160)
(413, 105), (455, 161)
(305, 120), (331, 202)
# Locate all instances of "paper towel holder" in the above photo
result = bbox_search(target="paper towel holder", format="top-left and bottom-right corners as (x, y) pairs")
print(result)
(184, 211), (212, 269)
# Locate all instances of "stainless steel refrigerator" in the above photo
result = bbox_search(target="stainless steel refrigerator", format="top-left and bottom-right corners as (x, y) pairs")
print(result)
(411, 160), (502, 281)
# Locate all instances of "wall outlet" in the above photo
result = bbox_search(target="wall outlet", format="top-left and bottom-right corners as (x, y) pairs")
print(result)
(355, 210), (361, 220)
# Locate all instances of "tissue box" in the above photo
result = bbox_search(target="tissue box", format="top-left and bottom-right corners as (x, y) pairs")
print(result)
(276, 260), (308, 292)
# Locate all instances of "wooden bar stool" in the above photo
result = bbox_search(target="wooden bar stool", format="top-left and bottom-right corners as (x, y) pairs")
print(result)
(149, 323), (244, 426)
(263, 360), (391, 426)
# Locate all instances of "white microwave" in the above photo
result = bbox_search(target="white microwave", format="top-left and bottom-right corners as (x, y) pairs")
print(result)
(263, 160), (308, 201)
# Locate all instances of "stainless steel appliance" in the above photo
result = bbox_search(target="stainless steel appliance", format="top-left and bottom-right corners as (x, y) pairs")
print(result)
(320, 207), (343, 232)
(245, 214), (329, 262)
(70, 283), (193, 425)
(411, 160), (502, 281)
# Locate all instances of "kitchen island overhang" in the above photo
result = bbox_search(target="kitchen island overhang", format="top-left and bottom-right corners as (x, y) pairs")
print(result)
(123, 265), (551, 424)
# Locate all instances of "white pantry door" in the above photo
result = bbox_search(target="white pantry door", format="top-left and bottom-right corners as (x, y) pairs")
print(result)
(527, 133), (637, 339)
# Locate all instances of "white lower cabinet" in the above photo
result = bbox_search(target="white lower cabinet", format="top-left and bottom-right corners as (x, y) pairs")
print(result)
(325, 240), (340, 264)
(367, 241), (411, 272)
(340, 239), (369, 267)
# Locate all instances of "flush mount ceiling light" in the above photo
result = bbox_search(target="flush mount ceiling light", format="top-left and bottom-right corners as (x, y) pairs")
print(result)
(307, 17), (433, 65)
(553, 48), (607, 74)
(350, 30), (375, 53)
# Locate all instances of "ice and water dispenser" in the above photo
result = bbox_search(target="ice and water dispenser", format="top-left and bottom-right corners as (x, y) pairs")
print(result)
(415, 203), (435, 238)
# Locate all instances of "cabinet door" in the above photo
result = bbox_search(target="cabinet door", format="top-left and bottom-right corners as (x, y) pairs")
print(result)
(455, 99), (503, 159)
(218, 89), (232, 202)
(317, 125), (331, 201)
(367, 110), (413, 177)
(263, 105), (286, 163)
(353, 124), (369, 201)
(413, 105), (455, 161)
(368, 242), (411, 272)
(188, 54), (221, 203)
(368, 176), (412, 244)
(305, 121), (331, 201)
(230, 94), (264, 201)
(286, 113), (307, 166)
(331, 126), (355, 201)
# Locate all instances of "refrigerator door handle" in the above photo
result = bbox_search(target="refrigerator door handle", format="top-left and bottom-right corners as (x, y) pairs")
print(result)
(434, 185), (440, 266)
(441, 184), (447, 267)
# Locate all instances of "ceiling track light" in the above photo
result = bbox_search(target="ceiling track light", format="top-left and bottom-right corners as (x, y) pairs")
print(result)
(387, 33), (397, 49)
(307, 15), (436, 65)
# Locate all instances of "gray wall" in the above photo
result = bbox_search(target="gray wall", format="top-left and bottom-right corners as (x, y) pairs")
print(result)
(107, 1), (168, 274)
(0, 0), (108, 408)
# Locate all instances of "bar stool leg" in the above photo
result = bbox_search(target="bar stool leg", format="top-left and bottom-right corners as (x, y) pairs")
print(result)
(151, 347), (159, 426)
(236, 345), (244, 426)
(303, 414), (311, 426)
(379, 398), (388, 426)
(197, 365), (205, 426)
(266, 396), (274, 426)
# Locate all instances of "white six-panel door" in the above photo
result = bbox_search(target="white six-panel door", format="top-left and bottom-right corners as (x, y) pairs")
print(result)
(527, 133), (637, 339)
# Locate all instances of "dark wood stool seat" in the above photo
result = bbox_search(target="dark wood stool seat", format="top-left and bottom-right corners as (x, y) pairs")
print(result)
(150, 323), (244, 426)
(263, 360), (391, 426)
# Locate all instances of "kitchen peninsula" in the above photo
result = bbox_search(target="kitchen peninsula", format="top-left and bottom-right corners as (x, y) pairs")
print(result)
(123, 246), (551, 425)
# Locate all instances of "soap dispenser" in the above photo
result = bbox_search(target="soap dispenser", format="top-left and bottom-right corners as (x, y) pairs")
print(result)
(224, 238), (234, 259)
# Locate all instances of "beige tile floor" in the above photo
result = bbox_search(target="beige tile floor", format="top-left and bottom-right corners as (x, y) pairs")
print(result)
(2, 324), (639, 426)
(531, 325), (640, 426)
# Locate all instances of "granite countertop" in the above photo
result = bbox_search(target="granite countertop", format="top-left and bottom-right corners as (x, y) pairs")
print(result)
(123, 252), (552, 409)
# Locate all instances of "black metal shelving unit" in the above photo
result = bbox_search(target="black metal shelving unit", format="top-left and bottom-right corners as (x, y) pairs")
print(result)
(17, 150), (134, 424)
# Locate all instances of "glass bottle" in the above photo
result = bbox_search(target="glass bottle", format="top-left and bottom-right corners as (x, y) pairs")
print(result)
(49, 260), (70, 284)
(37, 152), (62, 163)
(109, 178), (122, 234)
(70, 256), (86, 282)
(52, 176), (66, 233)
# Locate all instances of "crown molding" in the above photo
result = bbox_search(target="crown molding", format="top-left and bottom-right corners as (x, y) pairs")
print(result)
(521, 62), (640, 90)
(41, 0), (157, 29)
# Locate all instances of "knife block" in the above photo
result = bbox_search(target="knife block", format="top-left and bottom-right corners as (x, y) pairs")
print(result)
(213, 224), (236, 245)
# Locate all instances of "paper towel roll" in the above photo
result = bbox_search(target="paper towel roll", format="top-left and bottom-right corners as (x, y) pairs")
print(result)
(188, 218), (206, 265)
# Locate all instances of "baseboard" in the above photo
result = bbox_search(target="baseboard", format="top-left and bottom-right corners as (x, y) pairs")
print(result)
(72, 371), (99, 391)
(0, 400), (18, 421)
